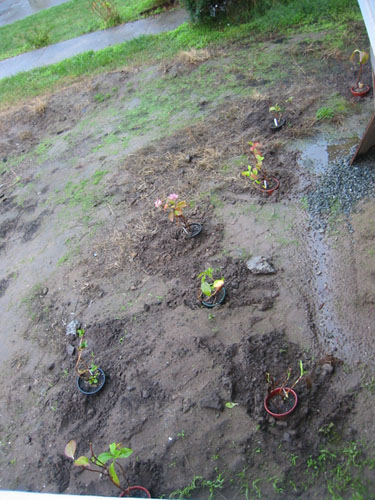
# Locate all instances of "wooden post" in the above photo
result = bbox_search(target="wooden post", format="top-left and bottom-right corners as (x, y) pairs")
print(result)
(350, 0), (375, 164)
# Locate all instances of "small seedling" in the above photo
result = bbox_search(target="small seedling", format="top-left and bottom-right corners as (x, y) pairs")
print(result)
(155, 193), (195, 235)
(225, 402), (238, 409)
(350, 49), (369, 90)
(75, 329), (100, 386)
(197, 268), (224, 301)
(269, 103), (283, 126)
(64, 440), (133, 494)
(241, 141), (273, 190)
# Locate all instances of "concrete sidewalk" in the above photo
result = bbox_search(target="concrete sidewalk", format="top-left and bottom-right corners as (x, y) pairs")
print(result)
(0, 0), (70, 27)
(0, 7), (189, 80)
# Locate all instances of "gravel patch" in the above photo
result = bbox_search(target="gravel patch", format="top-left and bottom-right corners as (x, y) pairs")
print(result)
(307, 147), (375, 229)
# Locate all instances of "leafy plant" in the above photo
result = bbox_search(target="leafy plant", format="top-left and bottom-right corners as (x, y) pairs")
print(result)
(349, 49), (369, 89)
(269, 103), (283, 125)
(64, 440), (133, 494)
(197, 267), (224, 300)
(75, 329), (100, 386)
(242, 141), (270, 189)
(155, 193), (194, 234)
(89, 0), (122, 27)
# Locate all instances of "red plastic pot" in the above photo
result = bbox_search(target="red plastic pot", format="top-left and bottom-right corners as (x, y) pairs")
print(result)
(264, 387), (298, 419)
(350, 85), (370, 97)
(119, 486), (151, 498)
(253, 177), (280, 196)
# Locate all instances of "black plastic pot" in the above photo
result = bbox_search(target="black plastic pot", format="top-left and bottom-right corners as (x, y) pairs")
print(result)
(202, 287), (226, 308)
(270, 117), (286, 132)
(184, 222), (202, 239)
(77, 367), (106, 395)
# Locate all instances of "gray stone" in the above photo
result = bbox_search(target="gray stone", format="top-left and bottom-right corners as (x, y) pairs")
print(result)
(127, 386), (136, 392)
(283, 432), (291, 443)
(66, 344), (75, 356)
(321, 363), (334, 375)
(246, 256), (276, 274)
(200, 393), (223, 411)
(142, 390), (150, 399)
(66, 319), (80, 337)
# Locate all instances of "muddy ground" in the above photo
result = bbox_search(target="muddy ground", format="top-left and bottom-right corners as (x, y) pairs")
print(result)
(1, 20), (375, 499)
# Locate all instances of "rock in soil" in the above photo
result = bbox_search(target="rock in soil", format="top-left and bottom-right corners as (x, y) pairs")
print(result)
(246, 256), (276, 274)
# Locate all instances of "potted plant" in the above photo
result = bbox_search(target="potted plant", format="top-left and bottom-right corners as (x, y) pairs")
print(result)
(75, 329), (105, 395)
(264, 360), (309, 419)
(242, 142), (279, 196)
(269, 103), (286, 131)
(349, 49), (370, 96)
(155, 193), (202, 238)
(64, 440), (151, 498)
(198, 267), (225, 308)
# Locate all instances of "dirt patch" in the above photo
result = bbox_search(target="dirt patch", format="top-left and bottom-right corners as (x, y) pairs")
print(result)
(1, 22), (375, 500)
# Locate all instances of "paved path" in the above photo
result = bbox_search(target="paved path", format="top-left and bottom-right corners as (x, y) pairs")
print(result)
(0, 0), (70, 27)
(0, 8), (189, 80)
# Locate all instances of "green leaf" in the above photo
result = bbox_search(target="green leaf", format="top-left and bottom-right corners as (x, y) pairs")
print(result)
(109, 442), (117, 456)
(225, 402), (238, 409)
(64, 440), (76, 460)
(109, 462), (120, 487)
(74, 456), (90, 467)
(117, 447), (133, 459)
(201, 281), (212, 297)
(97, 452), (114, 464)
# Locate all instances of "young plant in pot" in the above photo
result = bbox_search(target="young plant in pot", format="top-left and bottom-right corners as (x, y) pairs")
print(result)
(242, 141), (279, 196)
(264, 360), (309, 419)
(269, 103), (286, 131)
(64, 440), (151, 498)
(349, 49), (370, 97)
(75, 329), (105, 395)
(155, 193), (202, 238)
(198, 267), (225, 308)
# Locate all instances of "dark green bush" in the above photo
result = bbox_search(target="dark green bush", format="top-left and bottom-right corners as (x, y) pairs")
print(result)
(181, 0), (232, 22)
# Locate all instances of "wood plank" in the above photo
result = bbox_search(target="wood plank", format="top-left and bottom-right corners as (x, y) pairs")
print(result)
(350, 112), (375, 165)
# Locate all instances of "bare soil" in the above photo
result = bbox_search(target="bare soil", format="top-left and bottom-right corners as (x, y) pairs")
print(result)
(1, 25), (375, 499)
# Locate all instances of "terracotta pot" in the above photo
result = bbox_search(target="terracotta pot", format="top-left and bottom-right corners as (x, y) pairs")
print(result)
(120, 486), (151, 498)
(264, 387), (298, 419)
(350, 85), (370, 97)
(202, 287), (226, 308)
(253, 177), (280, 196)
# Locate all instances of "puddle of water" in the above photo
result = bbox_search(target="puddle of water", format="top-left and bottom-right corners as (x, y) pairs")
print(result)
(295, 136), (359, 175)
(0, 0), (70, 27)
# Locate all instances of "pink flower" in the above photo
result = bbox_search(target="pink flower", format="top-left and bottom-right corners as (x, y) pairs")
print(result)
(154, 199), (162, 208)
(168, 193), (179, 201)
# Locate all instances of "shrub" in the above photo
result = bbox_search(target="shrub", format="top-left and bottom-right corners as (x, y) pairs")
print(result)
(181, 0), (231, 22)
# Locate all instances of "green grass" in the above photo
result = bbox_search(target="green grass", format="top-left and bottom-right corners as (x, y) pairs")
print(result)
(0, 0), (169, 62)
(0, 0), (361, 107)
